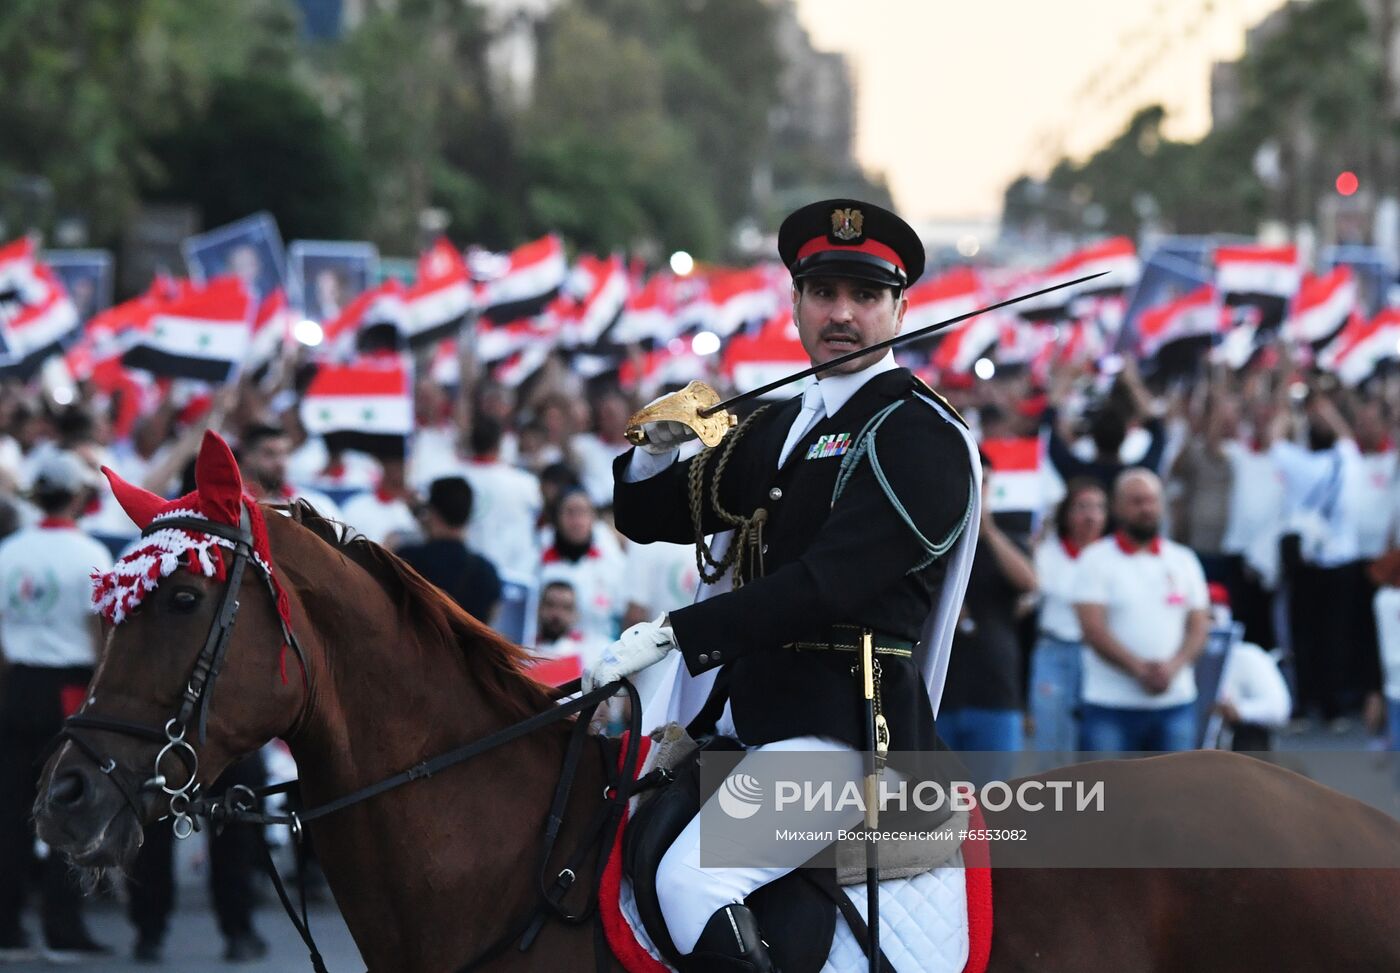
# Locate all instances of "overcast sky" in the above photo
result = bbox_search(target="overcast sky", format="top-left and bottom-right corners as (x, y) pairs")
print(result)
(793, 0), (1288, 223)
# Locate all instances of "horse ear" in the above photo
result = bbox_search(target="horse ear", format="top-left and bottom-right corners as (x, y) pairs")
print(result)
(194, 430), (244, 525)
(102, 466), (165, 529)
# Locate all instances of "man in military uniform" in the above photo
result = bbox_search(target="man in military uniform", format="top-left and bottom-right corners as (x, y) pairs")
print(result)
(585, 199), (980, 972)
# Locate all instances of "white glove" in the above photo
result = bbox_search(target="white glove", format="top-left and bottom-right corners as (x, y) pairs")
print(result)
(584, 614), (677, 691)
(638, 420), (698, 455)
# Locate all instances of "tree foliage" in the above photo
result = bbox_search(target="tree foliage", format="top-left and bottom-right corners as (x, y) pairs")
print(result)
(1, 0), (789, 260)
(1003, 0), (1392, 239)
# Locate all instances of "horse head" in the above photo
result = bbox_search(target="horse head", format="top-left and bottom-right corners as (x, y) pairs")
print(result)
(34, 430), (307, 870)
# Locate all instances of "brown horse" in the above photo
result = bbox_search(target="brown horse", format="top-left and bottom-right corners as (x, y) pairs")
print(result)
(31, 444), (1400, 971)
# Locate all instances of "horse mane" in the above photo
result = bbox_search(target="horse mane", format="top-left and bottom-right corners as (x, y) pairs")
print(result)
(282, 499), (555, 721)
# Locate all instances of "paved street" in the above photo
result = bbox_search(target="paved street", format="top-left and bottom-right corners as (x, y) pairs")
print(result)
(2, 838), (362, 972)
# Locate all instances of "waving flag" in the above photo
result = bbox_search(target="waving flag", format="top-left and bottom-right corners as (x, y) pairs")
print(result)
(902, 267), (983, 334)
(1018, 237), (1139, 319)
(121, 277), (252, 383)
(0, 238), (82, 377)
(480, 235), (567, 322)
(561, 254), (629, 346)
(404, 238), (477, 349)
(1285, 267), (1356, 348)
(1215, 245), (1299, 330)
(1318, 309), (1400, 387)
(612, 273), (677, 344)
(320, 280), (410, 359)
(931, 310), (1001, 375)
(247, 288), (293, 371)
(694, 268), (779, 338)
(1137, 285), (1224, 360)
(721, 311), (809, 397)
(300, 358), (413, 457)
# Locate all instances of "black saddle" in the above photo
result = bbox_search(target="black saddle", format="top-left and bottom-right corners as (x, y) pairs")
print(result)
(623, 736), (865, 973)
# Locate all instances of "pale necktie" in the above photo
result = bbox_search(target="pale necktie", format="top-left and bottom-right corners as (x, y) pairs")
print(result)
(777, 382), (826, 467)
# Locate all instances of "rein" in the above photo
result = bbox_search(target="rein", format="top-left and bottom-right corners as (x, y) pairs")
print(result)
(54, 508), (653, 973)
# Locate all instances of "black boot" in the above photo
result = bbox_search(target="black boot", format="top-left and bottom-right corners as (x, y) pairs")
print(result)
(679, 904), (777, 973)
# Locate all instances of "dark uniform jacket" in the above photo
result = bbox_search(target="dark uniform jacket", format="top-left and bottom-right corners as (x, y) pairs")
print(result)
(612, 367), (973, 752)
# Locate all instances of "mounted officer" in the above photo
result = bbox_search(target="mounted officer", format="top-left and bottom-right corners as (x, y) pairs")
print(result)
(585, 199), (981, 972)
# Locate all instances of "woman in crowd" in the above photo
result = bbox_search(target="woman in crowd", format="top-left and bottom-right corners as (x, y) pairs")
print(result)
(537, 487), (626, 642)
(1030, 478), (1108, 752)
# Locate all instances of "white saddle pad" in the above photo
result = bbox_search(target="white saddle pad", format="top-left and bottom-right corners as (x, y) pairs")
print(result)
(617, 858), (972, 973)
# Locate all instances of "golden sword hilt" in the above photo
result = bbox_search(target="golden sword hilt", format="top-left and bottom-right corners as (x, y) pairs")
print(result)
(624, 381), (738, 449)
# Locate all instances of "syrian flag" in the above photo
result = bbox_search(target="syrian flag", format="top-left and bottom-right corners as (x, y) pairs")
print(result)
(1215, 244), (1299, 329)
(1318, 310), (1400, 387)
(404, 238), (477, 349)
(66, 284), (165, 380)
(612, 273), (677, 344)
(493, 342), (553, 389)
(0, 238), (82, 378)
(902, 267), (983, 337)
(618, 346), (707, 398)
(247, 288), (293, 371)
(320, 280), (409, 359)
(1017, 237), (1139, 320)
(300, 359), (413, 457)
(121, 277), (252, 383)
(931, 309), (1000, 375)
(721, 311), (808, 398)
(480, 235), (567, 323)
(1137, 285), (1224, 360)
(1210, 306), (1265, 370)
(1285, 267), (1356, 348)
(563, 254), (629, 346)
(698, 268), (779, 338)
(995, 318), (1054, 368)
(980, 436), (1043, 514)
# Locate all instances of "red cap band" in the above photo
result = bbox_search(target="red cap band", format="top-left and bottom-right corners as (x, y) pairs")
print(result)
(795, 236), (905, 272)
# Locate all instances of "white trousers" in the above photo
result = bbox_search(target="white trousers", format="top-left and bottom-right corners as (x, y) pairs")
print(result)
(655, 736), (866, 955)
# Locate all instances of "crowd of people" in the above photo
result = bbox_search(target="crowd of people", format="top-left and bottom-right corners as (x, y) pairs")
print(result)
(1, 314), (1399, 958)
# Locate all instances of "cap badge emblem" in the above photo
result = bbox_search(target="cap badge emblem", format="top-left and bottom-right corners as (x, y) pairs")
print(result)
(830, 207), (863, 242)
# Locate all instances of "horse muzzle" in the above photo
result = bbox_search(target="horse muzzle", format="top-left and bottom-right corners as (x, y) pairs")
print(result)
(33, 757), (145, 869)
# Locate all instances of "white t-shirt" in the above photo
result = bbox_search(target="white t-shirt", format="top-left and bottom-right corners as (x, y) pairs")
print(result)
(623, 541), (701, 620)
(1269, 438), (1362, 567)
(1220, 441), (1286, 585)
(0, 522), (113, 667)
(1074, 534), (1209, 709)
(1350, 449), (1397, 559)
(444, 459), (544, 579)
(339, 491), (419, 547)
(1034, 536), (1085, 642)
(1217, 642), (1291, 728)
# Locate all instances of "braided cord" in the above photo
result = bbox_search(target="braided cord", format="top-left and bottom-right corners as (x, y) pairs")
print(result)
(832, 400), (974, 575)
(689, 405), (772, 587)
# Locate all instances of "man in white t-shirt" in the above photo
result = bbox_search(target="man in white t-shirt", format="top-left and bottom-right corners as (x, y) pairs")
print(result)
(0, 452), (113, 960)
(1074, 468), (1210, 752)
(415, 417), (543, 580)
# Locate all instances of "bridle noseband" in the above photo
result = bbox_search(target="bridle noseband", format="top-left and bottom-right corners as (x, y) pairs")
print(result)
(58, 509), (310, 838)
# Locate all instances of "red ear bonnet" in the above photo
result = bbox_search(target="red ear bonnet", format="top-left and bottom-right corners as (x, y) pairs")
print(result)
(193, 430), (245, 525)
(102, 466), (165, 529)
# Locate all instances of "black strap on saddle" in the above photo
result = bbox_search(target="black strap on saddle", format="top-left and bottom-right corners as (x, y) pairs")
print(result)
(621, 736), (894, 972)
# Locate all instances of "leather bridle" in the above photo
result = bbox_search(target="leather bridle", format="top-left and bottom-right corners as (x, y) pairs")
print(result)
(58, 509), (310, 838)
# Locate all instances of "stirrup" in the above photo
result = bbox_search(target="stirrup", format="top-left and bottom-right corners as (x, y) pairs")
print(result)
(679, 904), (778, 973)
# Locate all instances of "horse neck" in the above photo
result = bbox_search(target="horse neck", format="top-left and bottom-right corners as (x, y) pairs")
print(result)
(273, 527), (606, 969)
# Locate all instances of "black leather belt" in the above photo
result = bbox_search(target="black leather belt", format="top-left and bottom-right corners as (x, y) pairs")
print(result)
(783, 624), (916, 658)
